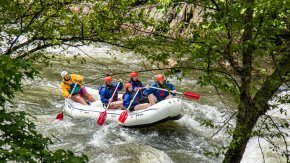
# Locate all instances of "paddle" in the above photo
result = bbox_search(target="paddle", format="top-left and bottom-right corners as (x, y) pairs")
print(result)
(97, 82), (120, 125)
(150, 86), (200, 100)
(118, 89), (140, 124)
(56, 82), (78, 120)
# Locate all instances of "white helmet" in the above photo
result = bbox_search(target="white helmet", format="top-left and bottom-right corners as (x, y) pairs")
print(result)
(61, 71), (68, 78)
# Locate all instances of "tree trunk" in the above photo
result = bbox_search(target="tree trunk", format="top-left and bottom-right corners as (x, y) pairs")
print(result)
(223, 103), (260, 163)
(223, 0), (255, 161)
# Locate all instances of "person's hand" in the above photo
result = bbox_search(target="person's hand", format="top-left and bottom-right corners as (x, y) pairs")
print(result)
(68, 95), (72, 99)
(119, 79), (123, 83)
(130, 100), (134, 103)
(172, 90), (177, 94)
(109, 98), (113, 103)
(134, 87), (138, 91)
(146, 84), (150, 90)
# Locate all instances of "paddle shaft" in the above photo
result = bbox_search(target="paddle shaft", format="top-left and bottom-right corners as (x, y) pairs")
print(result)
(69, 82), (79, 97)
(149, 86), (200, 100)
(105, 82), (120, 110)
(149, 86), (180, 94)
(118, 89), (140, 123)
(126, 89), (140, 111)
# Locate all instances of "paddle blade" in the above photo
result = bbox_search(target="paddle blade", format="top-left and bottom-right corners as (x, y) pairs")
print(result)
(183, 92), (200, 100)
(118, 110), (128, 124)
(97, 111), (107, 125)
(56, 112), (64, 120)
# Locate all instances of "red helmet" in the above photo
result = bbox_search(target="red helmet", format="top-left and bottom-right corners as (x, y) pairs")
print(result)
(104, 76), (113, 82)
(130, 71), (138, 78)
(155, 74), (165, 82)
(125, 83), (132, 90)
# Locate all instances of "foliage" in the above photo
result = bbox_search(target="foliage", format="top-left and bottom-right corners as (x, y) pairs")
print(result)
(0, 56), (37, 107)
(1, 0), (289, 162)
(0, 56), (88, 161)
(0, 0), (140, 58)
(0, 110), (88, 162)
(116, 0), (290, 162)
(0, 0), (140, 162)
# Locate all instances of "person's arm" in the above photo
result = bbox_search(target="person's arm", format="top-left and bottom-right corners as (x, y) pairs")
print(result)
(123, 94), (130, 108)
(100, 89), (109, 104)
(144, 84), (153, 95)
(148, 84), (156, 94)
(112, 82), (123, 91)
(117, 81), (123, 91)
(168, 82), (177, 96)
(61, 83), (70, 98)
(143, 86), (148, 96)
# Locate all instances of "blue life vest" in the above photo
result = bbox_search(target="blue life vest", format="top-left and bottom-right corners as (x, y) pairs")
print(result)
(122, 91), (142, 109)
(146, 81), (176, 102)
(128, 79), (147, 96)
(98, 83), (123, 105)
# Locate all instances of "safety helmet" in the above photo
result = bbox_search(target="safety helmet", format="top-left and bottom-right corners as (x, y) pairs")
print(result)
(130, 71), (138, 78)
(61, 71), (68, 78)
(125, 83), (132, 90)
(155, 74), (165, 82)
(104, 76), (113, 82)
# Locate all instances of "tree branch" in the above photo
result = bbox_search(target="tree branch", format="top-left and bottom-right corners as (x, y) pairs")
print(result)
(266, 115), (289, 162)
(4, 37), (38, 56)
(122, 24), (205, 44)
(254, 16), (264, 40)
(211, 111), (237, 138)
(210, 0), (221, 11)
(5, 3), (45, 55)
(17, 43), (54, 59)
(257, 116), (268, 163)
(86, 65), (240, 86)
(240, 0), (254, 97)
(75, 47), (114, 75)
(254, 52), (290, 114)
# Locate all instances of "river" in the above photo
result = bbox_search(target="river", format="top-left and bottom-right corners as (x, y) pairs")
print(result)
(11, 43), (289, 163)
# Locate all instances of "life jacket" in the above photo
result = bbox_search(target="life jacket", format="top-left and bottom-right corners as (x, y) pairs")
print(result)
(98, 85), (104, 94)
(61, 80), (81, 97)
(122, 91), (140, 101)
(128, 79), (143, 88)
(122, 91), (141, 108)
(129, 79), (146, 96)
(122, 92), (126, 100)
(98, 84), (118, 101)
(149, 81), (175, 102)
(153, 82), (169, 97)
(69, 83), (81, 95)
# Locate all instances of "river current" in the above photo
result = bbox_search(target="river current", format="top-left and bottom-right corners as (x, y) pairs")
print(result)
(11, 43), (289, 163)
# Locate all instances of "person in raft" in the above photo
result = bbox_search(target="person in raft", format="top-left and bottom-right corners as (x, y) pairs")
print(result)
(127, 71), (149, 103)
(128, 71), (144, 90)
(99, 75), (124, 109)
(123, 83), (149, 111)
(146, 74), (177, 106)
(60, 71), (96, 105)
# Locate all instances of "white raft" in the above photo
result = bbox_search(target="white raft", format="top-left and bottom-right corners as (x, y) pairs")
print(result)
(64, 87), (183, 127)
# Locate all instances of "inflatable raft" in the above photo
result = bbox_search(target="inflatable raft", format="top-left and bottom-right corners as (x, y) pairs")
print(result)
(64, 87), (183, 127)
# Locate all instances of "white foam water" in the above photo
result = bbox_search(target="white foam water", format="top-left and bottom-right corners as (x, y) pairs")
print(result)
(46, 43), (139, 63)
(139, 146), (174, 163)
(267, 91), (290, 120)
(10, 46), (290, 163)
(241, 137), (289, 163)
